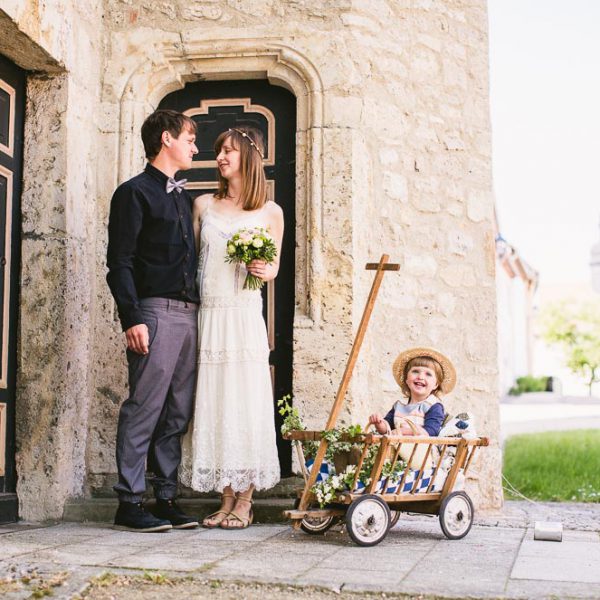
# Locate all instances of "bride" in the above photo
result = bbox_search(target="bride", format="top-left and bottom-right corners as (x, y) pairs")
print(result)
(181, 126), (283, 529)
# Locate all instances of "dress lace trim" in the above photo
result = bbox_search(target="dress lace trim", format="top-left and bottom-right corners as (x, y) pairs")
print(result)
(200, 295), (262, 309)
(198, 348), (269, 364)
(179, 466), (281, 493)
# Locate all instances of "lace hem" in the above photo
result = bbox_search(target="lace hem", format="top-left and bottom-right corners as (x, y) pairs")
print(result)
(200, 295), (262, 309)
(179, 467), (281, 493)
(198, 348), (269, 364)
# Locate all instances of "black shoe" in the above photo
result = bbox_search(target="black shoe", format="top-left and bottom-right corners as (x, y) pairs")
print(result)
(152, 498), (199, 529)
(114, 501), (172, 532)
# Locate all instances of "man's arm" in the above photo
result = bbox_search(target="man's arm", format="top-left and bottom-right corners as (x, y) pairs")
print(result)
(106, 183), (145, 332)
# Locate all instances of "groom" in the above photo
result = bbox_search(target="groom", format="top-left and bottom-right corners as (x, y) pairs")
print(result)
(106, 109), (200, 532)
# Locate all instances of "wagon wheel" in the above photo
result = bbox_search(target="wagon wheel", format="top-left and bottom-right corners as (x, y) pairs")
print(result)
(346, 494), (391, 546)
(389, 510), (401, 529)
(439, 491), (474, 540)
(293, 498), (339, 535)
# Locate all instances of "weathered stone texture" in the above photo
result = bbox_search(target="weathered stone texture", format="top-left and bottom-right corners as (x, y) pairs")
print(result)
(7, 0), (501, 518)
(4, 0), (104, 519)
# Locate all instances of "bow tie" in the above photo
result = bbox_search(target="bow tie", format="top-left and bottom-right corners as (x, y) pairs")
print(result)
(166, 177), (187, 194)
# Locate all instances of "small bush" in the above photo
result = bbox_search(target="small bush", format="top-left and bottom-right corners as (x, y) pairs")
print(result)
(508, 375), (549, 395)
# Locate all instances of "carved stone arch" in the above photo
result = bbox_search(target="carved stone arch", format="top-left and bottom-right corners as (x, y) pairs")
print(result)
(116, 40), (325, 325)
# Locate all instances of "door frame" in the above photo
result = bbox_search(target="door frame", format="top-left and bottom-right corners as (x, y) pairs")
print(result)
(0, 52), (26, 523)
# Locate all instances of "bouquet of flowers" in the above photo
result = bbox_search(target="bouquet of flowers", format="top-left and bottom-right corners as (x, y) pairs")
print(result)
(224, 226), (277, 290)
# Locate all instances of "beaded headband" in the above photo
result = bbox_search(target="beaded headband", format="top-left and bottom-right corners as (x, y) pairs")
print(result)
(228, 128), (263, 157)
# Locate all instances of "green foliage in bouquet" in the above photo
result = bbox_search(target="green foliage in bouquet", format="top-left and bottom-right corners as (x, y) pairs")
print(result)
(224, 226), (277, 290)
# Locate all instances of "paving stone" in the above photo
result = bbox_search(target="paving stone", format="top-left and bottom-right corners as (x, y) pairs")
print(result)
(299, 567), (399, 592)
(194, 524), (288, 542)
(402, 537), (517, 596)
(511, 540), (600, 583)
(506, 578), (600, 599)
(24, 544), (142, 567)
(1, 541), (59, 559)
(106, 548), (220, 572)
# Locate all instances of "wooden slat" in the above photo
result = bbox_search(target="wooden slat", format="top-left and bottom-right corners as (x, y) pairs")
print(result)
(365, 263), (400, 271)
(295, 256), (394, 520)
(284, 508), (346, 519)
(366, 438), (389, 493)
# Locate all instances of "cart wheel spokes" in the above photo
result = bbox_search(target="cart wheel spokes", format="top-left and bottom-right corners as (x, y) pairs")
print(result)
(439, 491), (474, 540)
(294, 498), (339, 535)
(346, 494), (390, 546)
(389, 510), (401, 530)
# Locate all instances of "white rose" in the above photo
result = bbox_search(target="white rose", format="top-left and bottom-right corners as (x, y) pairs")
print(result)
(252, 238), (264, 248)
(227, 244), (236, 255)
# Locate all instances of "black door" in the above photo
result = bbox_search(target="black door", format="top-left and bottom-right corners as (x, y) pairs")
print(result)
(0, 54), (25, 523)
(159, 80), (296, 476)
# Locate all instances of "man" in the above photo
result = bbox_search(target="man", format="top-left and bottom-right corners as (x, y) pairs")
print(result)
(107, 109), (199, 531)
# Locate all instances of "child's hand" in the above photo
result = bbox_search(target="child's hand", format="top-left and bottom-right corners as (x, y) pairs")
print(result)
(368, 414), (389, 435)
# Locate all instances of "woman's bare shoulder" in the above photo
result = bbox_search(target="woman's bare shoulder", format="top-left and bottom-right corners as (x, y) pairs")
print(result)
(264, 200), (283, 218)
(193, 193), (214, 215)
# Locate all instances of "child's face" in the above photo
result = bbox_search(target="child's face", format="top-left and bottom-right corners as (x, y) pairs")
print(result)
(405, 365), (438, 400)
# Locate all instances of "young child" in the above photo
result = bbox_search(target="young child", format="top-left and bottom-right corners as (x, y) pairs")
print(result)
(369, 347), (456, 437)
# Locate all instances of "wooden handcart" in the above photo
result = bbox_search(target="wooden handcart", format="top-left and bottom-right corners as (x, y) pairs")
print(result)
(283, 255), (489, 546)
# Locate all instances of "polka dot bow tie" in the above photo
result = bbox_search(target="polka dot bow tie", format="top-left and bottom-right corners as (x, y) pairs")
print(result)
(166, 177), (187, 194)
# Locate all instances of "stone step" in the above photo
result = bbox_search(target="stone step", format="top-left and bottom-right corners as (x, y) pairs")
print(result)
(63, 497), (297, 524)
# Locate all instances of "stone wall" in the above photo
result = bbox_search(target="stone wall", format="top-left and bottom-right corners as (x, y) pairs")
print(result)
(1, 0), (104, 519)
(4, 0), (501, 519)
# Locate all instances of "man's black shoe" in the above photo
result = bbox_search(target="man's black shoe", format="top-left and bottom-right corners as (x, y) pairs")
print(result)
(114, 501), (172, 532)
(152, 498), (199, 529)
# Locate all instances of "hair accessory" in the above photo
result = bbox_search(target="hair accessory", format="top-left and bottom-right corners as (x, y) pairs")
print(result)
(392, 347), (457, 395)
(228, 128), (263, 156)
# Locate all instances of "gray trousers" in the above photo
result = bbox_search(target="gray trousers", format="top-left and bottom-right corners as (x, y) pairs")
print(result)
(114, 298), (198, 503)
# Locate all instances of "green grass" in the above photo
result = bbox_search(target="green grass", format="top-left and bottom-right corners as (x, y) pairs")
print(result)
(503, 429), (600, 502)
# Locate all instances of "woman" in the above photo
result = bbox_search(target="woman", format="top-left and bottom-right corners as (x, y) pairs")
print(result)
(181, 126), (283, 529)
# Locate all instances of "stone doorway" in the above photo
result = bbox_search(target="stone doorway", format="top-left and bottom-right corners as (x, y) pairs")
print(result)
(158, 80), (297, 477)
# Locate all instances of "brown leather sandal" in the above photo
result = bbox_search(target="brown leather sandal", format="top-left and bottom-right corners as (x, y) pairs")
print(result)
(219, 496), (254, 530)
(202, 492), (236, 529)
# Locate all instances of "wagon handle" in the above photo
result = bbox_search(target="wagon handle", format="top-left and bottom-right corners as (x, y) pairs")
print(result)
(293, 254), (399, 525)
(325, 255), (399, 430)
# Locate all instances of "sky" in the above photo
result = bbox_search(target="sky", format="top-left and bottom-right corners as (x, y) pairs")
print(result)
(488, 0), (600, 286)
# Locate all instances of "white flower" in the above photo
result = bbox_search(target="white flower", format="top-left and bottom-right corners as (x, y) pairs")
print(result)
(227, 243), (236, 255)
(252, 238), (264, 248)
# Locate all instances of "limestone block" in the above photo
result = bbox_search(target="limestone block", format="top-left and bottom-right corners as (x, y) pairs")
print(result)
(404, 254), (438, 278)
(324, 95), (363, 128)
(382, 171), (408, 203)
(467, 188), (493, 223)
(447, 229), (474, 256)
(439, 262), (477, 288)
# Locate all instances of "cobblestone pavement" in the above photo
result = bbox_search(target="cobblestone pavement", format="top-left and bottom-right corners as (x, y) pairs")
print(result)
(1, 501), (599, 600)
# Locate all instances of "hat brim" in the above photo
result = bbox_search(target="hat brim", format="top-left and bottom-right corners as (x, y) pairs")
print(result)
(393, 347), (456, 395)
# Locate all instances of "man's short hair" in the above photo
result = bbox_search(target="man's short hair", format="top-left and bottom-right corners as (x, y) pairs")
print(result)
(141, 109), (197, 161)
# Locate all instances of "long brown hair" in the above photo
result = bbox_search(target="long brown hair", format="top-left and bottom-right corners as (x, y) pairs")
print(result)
(214, 126), (267, 210)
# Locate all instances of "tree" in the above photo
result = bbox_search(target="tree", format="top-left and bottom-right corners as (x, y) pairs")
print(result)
(541, 301), (600, 396)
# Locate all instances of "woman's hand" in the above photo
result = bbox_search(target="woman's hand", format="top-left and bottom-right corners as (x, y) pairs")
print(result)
(368, 413), (389, 435)
(247, 259), (278, 282)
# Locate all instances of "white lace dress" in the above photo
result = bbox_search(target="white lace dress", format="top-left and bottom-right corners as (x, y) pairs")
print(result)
(180, 202), (281, 493)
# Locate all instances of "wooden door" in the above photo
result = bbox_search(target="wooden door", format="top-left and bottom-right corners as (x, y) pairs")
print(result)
(0, 54), (25, 523)
(159, 80), (296, 476)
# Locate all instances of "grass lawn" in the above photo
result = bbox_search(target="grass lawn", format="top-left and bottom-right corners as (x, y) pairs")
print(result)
(503, 429), (600, 502)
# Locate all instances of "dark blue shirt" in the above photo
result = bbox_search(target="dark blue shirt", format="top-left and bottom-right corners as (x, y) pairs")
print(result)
(384, 402), (445, 436)
(106, 163), (199, 331)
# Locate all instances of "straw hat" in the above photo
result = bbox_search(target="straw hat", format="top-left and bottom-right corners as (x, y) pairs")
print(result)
(393, 347), (457, 395)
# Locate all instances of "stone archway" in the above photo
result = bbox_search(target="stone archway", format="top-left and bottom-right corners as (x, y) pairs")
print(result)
(113, 40), (327, 327)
